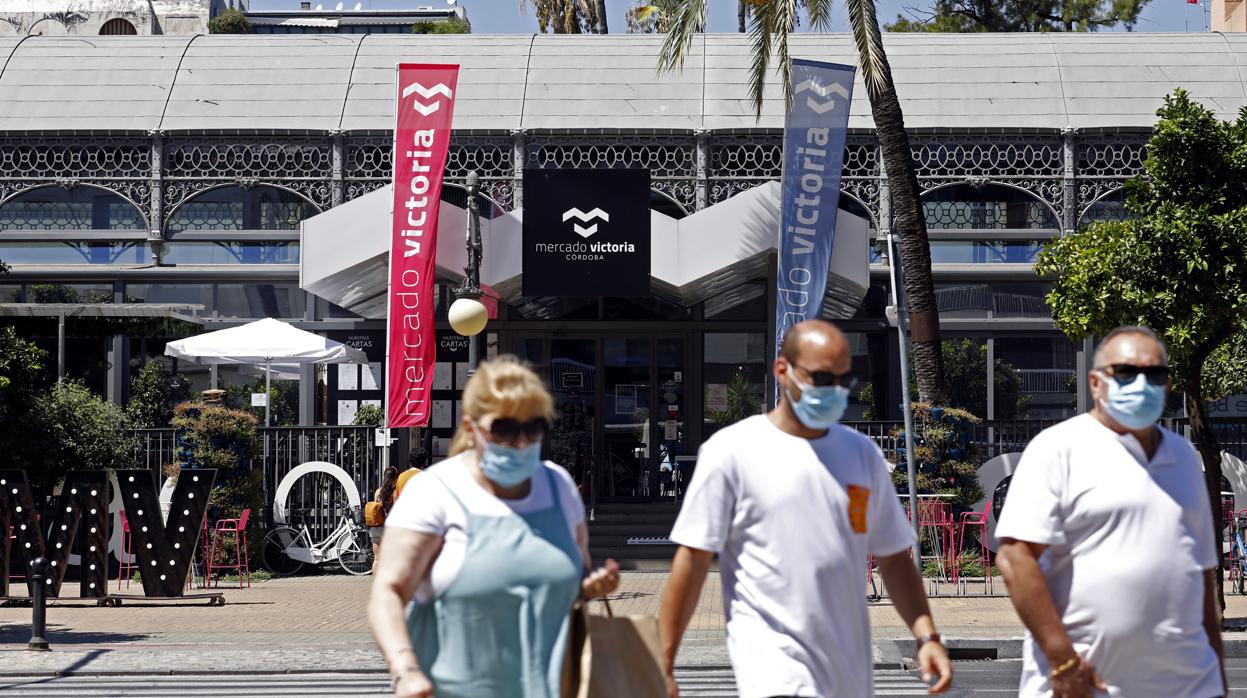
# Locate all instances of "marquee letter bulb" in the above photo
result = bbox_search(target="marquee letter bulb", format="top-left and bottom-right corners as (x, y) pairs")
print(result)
(449, 297), (488, 336)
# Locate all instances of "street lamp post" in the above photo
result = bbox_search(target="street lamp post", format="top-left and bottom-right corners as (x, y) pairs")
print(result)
(449, 171), (488, 369)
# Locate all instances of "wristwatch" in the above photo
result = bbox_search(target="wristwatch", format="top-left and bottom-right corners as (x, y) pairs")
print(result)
(915, 633), (943, 655)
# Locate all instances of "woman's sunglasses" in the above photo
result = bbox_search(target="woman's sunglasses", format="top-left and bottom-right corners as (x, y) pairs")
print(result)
(483, 417), (549, 444)
(1096, 363), (1171, 387)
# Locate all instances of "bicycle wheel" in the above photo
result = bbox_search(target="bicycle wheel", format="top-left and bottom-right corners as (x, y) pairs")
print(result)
(260, 526), (306, 577)
(337, 527), (374, 576)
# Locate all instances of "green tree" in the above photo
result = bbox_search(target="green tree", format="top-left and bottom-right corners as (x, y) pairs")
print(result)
(208, 8), (252, 34)
(1036, 90), (1247, 601)
(32, 381), (135, 493)
(126, 360), (192, 429)
(412, 18), (472, 33)
(887, 0), (1147, 32)
(626, 0), (694, 32)
(659, 0), (947, 403)
(942, 339), (1028, 419)
(0, 327), (50, 480)
(225, 378), (299, 427)
(521, 0), (608, 33)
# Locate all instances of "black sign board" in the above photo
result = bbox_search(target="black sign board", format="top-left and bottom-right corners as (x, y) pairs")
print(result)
(522, 168), (651, 297)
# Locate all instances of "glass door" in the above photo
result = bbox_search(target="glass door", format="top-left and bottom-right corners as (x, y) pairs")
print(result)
(522, 337), (598, 496)
(600, 336), (653, 501)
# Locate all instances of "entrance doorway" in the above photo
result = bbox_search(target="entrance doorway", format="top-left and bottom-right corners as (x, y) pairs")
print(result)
(513, 333), (688, 509)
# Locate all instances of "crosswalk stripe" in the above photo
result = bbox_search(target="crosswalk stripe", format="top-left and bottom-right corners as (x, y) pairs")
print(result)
(0, 668), (933, 697)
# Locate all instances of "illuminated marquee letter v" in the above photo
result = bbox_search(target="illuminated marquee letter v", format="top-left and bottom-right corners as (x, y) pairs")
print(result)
(0, 470), (110, 599)
(115, 469), (216, 598)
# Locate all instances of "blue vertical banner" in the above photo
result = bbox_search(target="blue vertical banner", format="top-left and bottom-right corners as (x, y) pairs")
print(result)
(774, 59), (855, 392)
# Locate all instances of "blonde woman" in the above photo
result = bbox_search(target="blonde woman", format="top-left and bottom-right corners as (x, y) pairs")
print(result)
(369, 355), (621, 698)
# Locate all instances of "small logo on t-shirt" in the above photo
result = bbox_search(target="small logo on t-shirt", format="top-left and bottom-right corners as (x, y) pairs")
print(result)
(847, 485), (870, 534)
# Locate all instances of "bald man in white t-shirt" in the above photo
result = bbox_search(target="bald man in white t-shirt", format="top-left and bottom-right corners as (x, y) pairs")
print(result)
(658, 320), (952, 697)
(996, 326), (1225, 698)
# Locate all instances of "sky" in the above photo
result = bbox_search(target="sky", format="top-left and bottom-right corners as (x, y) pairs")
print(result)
(250, 0), (1216, 33)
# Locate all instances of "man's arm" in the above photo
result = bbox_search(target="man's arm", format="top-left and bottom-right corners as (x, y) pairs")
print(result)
(1203, 568), (1226, 693)
(877, 551), (952, 693)
(995, 538), (1077, 664)
(659, 545), (713, 696)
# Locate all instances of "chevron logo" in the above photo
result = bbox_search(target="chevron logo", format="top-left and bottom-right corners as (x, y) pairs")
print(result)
(562, 207), (610, 238)
(402, 81), (453, 116)
(793, 78), (850, 115)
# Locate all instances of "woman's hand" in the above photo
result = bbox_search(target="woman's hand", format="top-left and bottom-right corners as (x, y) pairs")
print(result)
(393, 668), (434, 698)
(581, 558), (621, 599)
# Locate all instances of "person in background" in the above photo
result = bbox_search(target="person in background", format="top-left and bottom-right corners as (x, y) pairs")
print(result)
(660, 319), (952, 697)
(366, 465), (400, 573)
(996, 326), (1224, 698)
(368, 355), (620, 698)
(396, 442), (429, 500)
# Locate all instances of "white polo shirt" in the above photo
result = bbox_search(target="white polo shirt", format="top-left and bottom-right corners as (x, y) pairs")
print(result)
(995, 414), (1221, 698)
(670, 415), (914, 698)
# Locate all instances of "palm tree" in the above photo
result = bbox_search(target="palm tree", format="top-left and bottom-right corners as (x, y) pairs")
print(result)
(627, 0), (699, 33)
(659, 0), (946, 403)
(521, 0), (608, 33)
(738, 0), (749, 31)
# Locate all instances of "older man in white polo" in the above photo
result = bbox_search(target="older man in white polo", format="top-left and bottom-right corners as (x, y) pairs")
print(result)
(996, 326), (1225, 698)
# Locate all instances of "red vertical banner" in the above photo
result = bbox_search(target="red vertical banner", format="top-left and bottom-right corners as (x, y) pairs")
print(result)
(386, 64), (459, 428)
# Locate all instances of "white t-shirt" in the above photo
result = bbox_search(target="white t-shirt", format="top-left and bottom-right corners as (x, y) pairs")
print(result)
(995, 414), (1221, 698)
(386, 455), (586, 603)
(670, 415), (914, 698)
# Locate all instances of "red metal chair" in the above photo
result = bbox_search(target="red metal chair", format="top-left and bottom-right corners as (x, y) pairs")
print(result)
(116, 510), (138, 590)
(954, 500), (992, 592)
(207, 508), (251, 589)
(906, 498), (956, 581)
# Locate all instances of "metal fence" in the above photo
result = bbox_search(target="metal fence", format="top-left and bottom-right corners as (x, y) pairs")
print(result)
(128, 425), (382, 543)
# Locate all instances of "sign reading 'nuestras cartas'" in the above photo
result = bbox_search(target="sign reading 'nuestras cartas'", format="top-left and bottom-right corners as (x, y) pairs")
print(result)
(522, 168), (651, 297)
(773, 59), (855, 400)
(386, 63), (459, 428)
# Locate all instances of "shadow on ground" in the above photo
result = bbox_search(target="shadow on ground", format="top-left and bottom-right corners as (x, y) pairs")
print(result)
(0, 623), (152, 644)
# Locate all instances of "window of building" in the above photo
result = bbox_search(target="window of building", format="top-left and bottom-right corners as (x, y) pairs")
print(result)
(935, 282), (1053, 318)
(924, 183), (1058, 230)
(166, 185), (318, 231)
(126, 283), (306, 319)
(1079, 190), (1130, 227)
(100, 18), (138, 35)
(703, 332), (767, 440)
(0, 186), (145, 231)
(995, 335), (1077, 420)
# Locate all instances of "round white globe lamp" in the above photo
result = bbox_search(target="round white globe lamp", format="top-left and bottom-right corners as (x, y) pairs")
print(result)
(449, 296), (488, 336)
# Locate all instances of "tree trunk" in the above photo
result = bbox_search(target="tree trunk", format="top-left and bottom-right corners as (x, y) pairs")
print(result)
(738, 0), (747, 32)
(865, 57), (946, 403)
(594, 0), (608, 33)
(1185, 367), (1226, 614)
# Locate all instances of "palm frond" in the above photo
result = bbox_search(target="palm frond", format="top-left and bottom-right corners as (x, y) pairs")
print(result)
(657, 0), (707, 73)
(845, 0), (889, 96)
(806, 0), (835, 31)
(747, 0), (799, 116)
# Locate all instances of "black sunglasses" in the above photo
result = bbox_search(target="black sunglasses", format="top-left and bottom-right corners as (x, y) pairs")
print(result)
(1096, 363), (1171, 387)
(483, 417), (549, 444)
(791, 362), (857, 389)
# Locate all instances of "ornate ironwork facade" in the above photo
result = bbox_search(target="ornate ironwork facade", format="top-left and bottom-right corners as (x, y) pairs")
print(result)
(0, 129), (1151, 239)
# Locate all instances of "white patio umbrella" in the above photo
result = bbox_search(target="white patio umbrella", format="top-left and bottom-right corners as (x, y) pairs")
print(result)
(165, 318), (368, 426)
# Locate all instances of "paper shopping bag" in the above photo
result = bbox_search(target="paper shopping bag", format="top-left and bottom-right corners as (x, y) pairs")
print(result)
(563, 599), (667, 698)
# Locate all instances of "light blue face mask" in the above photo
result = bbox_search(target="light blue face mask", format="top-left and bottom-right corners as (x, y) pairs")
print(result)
(785, 375), (850, 431)
(474, 424), (544, 487)
(1097, 371), (1166, 431)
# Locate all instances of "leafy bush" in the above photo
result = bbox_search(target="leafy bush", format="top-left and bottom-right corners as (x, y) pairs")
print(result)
(31, 381), (135, 493)
(208, 8), (252, 33)
(225, 378), (298, 427)
(171, 402), (258, 472)
(412, 18), (470, 33)
(126, 360), (191, 428)
(890, 403), (984, 509)
(353, 403), (384, 426)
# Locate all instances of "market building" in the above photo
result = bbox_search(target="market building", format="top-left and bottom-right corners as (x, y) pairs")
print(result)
(1, 33), (1244, 499)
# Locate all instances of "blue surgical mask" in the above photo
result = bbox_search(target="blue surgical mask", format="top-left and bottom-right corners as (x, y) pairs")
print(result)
(785, 376), (849, 430)
(1097, 372), (1166, 431)
(474, 424), (543, 487)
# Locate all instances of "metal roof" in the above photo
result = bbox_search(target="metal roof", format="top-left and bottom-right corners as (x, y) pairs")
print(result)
(1, 33), (1245, 133)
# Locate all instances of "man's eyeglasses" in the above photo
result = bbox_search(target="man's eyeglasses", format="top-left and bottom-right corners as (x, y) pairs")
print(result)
(482, 417), (549, 444)
(1095, 364), (1171, 387)
(790, 362), (857, 390)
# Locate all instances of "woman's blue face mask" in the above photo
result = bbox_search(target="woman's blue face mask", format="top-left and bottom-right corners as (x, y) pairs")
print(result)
(473, 423), (543, 487)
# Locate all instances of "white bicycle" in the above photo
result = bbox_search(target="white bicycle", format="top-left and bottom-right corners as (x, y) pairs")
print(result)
(260, 505), (373, 576)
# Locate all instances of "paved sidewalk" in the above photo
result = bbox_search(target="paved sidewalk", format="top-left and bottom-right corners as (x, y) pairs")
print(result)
(5, 572), (1247, 675)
